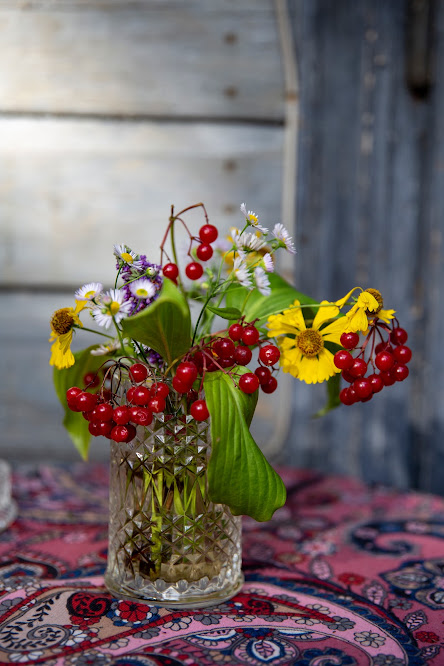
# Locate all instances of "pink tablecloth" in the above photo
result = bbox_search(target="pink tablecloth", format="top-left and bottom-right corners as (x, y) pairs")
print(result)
(0, 464), (443, 665)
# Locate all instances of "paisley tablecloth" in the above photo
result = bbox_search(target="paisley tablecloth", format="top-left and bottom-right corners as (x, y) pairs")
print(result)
(1, 464), (444, 665)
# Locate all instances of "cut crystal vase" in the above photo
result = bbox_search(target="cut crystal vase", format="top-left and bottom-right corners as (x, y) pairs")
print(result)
(105, 407), (243, 608)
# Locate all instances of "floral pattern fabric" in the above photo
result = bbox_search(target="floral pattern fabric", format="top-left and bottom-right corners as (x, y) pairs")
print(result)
(0, 464), (444, 664)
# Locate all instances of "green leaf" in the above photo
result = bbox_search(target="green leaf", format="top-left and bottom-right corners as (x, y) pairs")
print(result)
(204, 370), (286, 522)
(53, 346), (108, 459)
(206, 306), (242, 320)
(226, 273), (318, 327)
(313, 372), (342, 418)
(121, 279), (192, 366)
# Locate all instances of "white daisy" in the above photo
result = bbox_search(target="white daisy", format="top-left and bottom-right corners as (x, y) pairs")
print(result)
(272, 223), (296, 254)
(233, 230), (267, 252)
(232, 255), (252, 288)
(113, 244), (144, 269)
(262, 252), (274, 273)
(240, 203), (268, 233)
(75, 282), (103, 301)
(254, 266), (271, 296)
(129, 278), (156, 300)
(90, 339), (121, 356)
(92, 289), (132, 329)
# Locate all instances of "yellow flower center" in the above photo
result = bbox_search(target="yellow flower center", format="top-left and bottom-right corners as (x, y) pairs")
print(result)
(50, 308), (75, 335)
(365, 288), (383, 315)
(297, 329), (324, 357)
(85, 290), (95, 298)
(248, 214), (259, 224)
(136, 288), (148, 298)
(110, 301), (121, 315)
(121, 252), (134, 264)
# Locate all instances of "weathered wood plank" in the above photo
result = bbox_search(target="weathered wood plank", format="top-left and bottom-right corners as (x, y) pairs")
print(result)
(285, 0), (436, 491)
(0, 117), (283, 286)
(0, 1), (284, 120)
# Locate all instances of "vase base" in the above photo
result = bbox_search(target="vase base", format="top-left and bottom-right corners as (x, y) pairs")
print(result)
(104, 572), (244, 609)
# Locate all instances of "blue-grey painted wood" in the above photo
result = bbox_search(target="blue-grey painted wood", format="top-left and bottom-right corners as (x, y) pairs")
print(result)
(285, 0), (444, 494)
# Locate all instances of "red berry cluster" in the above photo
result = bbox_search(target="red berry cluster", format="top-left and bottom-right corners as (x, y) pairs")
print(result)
(334, 324), (412, 406)
(162, 223), (219, 283)
(182, 321), (280, 398)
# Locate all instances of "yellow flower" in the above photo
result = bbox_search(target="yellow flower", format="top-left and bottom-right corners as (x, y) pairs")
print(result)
(267, 300), (346, 384)
(49, 301), (86, 369)
(337, 287), (395, 333)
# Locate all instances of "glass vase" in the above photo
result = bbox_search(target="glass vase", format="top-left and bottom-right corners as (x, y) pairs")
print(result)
(104, 408), (244, 608)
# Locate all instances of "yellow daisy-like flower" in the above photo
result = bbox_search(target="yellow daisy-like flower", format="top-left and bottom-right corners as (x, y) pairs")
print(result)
(49, 300), (86, 369)
(337, 287), (396, 333)
(267, 300), (346, 384)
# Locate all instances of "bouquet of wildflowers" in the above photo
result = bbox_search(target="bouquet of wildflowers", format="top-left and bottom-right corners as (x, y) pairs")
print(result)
(50, 203), (411, 521)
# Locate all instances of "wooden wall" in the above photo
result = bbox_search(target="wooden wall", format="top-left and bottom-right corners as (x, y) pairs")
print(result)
(286, 0), (444, 494)
(0, 0), (289, 461)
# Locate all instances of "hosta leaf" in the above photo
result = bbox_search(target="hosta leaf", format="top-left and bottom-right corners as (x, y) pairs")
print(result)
(53, 346), (110, 459)
(121, 279), (192, 366)
(206, 306), (242, 320)
(204, 370), (286, 522)
(313, 373), (342, 418)
(226, 273), (317, 327)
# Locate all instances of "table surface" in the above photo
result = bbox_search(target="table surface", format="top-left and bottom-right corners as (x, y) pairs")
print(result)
(0, 464), (444, 665)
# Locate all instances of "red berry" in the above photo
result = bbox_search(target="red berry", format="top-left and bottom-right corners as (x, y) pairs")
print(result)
(129, 363), (148, 383)
(394, 364), (409, 381)
(190, 399), (210, 421)
(185, 262), (203, 280)
(131, 386), (151, 405)
(369, 374), (384, 393)
(340, 387), (356, 405)
(254, 366), (272, 385)
(353, 378), (373, 400)
(241, 325), (260, 346)
(340, 332), (360, 349)
(192, 351), (205, 370)
(172, 375), (189, 393)
(334, 350), (354, 370)
(148, 397), (166, 413)
(67, 398), (82, 412)
(129, 406), (153, 426)
(234, 345), (253, 365)
(393, 345), (412, 364)
(214, 338), (235, 359)
(219, 357), (235, 368)
(196, 243), (213, 262)
(66, 386), (82, 402)
(375, 341), (393, 355)
(228, 323), (244, 341)
(375, 351), (395, 372)
(186, 388), (199, 403)
(261, 376), (278, 394)
(163, 263), (179, 281)
(126, 386), (137, 403)
(82, 410), (94, 422)
(75, 391), (98, 412)
(83, 372), (100, 388)
(111, 424), (136, 443)
(390, 327), (408, 345)
(341, 369), (355, 384)
(88, 421), (102, 436)
(259, 345), (280, 366)
(380, 370), (396, 386)
(151, 382), (169, 399)
(199, 224), (218, 243)
(113, 405), (130, 425)
(176, 361), (198, 385)
(91, 403), (113, 423)
(96, 420), (114, 437)
(349, 358), (368, 378)
(239, 373), (260, 394)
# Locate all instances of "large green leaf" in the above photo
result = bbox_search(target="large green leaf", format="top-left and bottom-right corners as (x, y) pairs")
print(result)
(121, 279), (192, 366)
(204, 370), (286, 521)
(53, 346), (109, 459)
(226, 273), (317, 327)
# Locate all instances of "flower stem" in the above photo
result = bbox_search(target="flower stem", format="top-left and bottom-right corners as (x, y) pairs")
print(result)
(74, 325), (114, 339)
